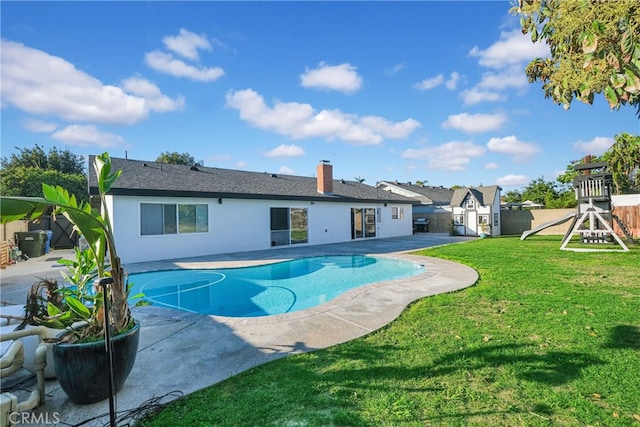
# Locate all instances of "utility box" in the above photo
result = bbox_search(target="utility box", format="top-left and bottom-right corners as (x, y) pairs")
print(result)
(14, 231), (47, 258)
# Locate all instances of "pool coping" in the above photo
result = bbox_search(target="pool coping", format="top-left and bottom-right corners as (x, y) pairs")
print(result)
(3, 234), (479, 426)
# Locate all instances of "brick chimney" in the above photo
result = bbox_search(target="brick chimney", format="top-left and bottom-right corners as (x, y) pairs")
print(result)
(317, 160), (333, 194)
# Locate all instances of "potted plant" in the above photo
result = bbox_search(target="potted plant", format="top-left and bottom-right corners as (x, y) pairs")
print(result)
(480, 222), (491, 238)
(0, 153), (140, 404)
(15, 247), (100, 379)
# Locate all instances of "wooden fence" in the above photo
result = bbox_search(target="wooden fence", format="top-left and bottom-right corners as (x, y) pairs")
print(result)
(612, 205), (640, 238)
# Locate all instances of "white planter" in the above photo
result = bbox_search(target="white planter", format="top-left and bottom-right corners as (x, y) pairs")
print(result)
(20, 324), (62, 379)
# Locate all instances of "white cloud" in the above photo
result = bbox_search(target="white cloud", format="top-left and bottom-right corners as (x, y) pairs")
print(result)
(235, 160), (248, 169)
(487, 135), (540, 162)
(460, 88), (505, 106)
(277, 166), (296, 175)
(442, 113), (506, 134)
(225, 89), (420, 145)
(386, 63), (406, 75)
(22, 118), (57, 133)
(121, 76), (185, 112)
(574, 136), (615, 155)
(402, 140), (485, 172)
(145, 50), (224, 82)
(359, 116), (421, 139)
(300, 62), (363, 93)
(1, 40), (182, 125)
(162, 28), (212, 60)
(464, 30), (549, 105)
(484, 162), (499, 170)
(468, 29), (549, 69)
(265, 144), (305, 158)
(445, 72), (461, 90)
(414, 74), (444, 90)
(496, 174), (530, 187)
(414, 72), (460, 91)
(460, 66), (527, 106)
(477, 67), (528, 90)
(51, 125), (128, 148)
(300, 62), (362, 93)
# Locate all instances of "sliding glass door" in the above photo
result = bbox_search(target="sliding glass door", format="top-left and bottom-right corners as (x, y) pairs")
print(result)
(270, 207), (308, 246)
(351, 207), (376, 240)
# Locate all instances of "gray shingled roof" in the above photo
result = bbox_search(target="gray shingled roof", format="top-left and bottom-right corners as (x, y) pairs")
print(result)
(450, 185), (501, 207)
(88, 156), (416, 204)
(377, 181), (454, 205)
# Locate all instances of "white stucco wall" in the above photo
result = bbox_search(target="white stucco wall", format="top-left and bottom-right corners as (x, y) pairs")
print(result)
(612, 194), (640, 206)
(108, 195), (413, 264)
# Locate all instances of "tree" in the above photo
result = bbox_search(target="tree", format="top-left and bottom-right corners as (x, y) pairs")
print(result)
(514, 0), (640, 116)
(521, 177), (560, 205)
(0, 145), (87, 201)
(503, 189), (523, 204)
(354, 176), (365, 183)
(1, 145), (85, 175)
(156, 151), (200, 166)
(556, 154), (605, 187)
(602, 132), (640, 193)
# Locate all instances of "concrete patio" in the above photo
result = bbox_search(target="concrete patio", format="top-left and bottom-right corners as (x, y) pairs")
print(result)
(0, 233), (478, 426)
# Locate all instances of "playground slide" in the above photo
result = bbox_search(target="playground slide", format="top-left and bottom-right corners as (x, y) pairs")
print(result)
(520, 212), (576, 240)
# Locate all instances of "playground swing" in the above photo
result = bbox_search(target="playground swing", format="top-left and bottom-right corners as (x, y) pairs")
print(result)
(521, 161), (634, 252)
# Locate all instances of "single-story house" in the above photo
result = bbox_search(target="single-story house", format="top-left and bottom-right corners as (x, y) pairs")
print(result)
(376, 181), (455, 233)
(450, 186), (502, 237)
(88, 157), (416, 263)
(375, 181), (454, 213)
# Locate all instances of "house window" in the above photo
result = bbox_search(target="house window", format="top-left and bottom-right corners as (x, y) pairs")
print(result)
(391, 206), (404, 220)
(478, 214), (489, 225)
(493, 213), (499, 226)
(454, 214), (464, 225)
(178, 204), (209, 233)
(270, 207), (308, 246)
(141, 203), (208, 235)
(466, 198), (475, 209)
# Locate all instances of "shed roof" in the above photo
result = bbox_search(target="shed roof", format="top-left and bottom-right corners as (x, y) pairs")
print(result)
(88, 156), (415, 204)
(450, 185), (502, 207)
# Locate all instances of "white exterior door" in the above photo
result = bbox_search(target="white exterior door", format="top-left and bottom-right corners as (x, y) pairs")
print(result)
(466, 210), (477, 236)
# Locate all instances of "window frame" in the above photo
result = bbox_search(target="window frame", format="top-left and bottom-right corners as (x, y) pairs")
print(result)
(140, 202), (209, 236)
(391, 206), (405, 220)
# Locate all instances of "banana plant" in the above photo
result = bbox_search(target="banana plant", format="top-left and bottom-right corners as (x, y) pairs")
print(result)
(1, 153), (132, 342)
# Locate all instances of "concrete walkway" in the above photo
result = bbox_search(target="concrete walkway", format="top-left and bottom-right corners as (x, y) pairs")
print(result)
(0, 234), (478, 426)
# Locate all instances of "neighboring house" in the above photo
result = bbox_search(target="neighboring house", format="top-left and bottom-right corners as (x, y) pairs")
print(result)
(88, 157), (416, 263)
(375, 181), (454, 214)
(450, 186), (502, 236)
(376, 181), (455, 233)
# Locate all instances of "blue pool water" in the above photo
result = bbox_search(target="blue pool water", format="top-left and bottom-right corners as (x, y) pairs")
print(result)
(128, 255), (425, 317)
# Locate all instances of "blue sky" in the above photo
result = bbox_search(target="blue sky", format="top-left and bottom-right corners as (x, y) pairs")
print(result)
(2, 1), (638, 190)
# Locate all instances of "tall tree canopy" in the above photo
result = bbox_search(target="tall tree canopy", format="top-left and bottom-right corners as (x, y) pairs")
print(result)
(0, 145), (87, 201)
(602, 132), (640, 193)
(155, 151), (200, 166)
(2, 145), (85, 175)
(514, 0), (640, 115)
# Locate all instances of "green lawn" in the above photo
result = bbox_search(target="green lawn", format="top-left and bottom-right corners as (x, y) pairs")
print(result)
(138, 236), (639, 426)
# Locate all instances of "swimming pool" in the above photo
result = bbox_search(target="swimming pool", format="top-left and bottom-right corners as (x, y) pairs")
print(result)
(128, 255), (425, 317)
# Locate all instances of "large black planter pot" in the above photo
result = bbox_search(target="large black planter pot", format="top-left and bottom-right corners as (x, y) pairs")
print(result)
(52, 321), (140, 404)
